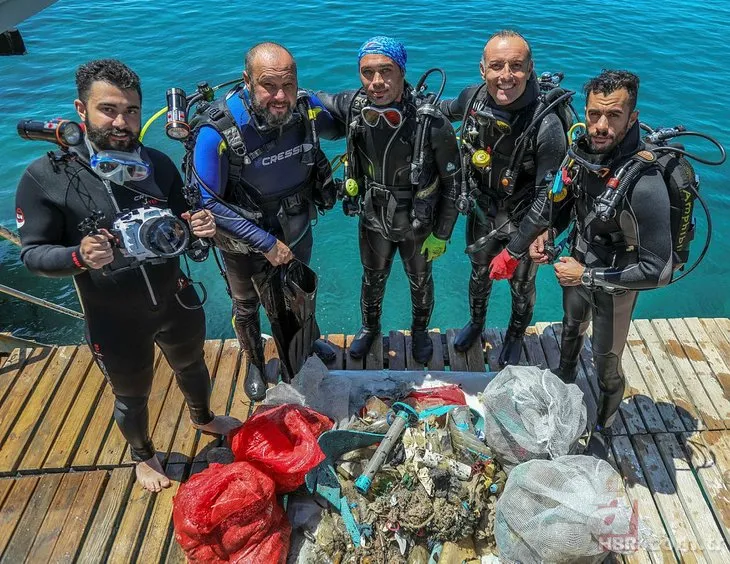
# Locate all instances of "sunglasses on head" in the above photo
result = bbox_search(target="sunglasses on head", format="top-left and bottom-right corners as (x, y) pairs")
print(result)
(361, 106), (403, 128)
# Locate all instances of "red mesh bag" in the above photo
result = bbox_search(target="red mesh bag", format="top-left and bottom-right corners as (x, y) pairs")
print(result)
(173, 461), (289, 563)
(230, 404), (333, 493)
(405, 384), (467, 408)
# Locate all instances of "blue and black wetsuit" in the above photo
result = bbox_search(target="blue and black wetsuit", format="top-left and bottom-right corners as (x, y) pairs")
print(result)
(439, 74), (567, 361)
(507, 122), (673, 428)
(192, 87), (337, 389)
(15, 140), (213, 462)
(316, 87), (461, 363)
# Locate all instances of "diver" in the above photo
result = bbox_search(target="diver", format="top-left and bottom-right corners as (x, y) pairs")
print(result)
(316, 36), (461, 365)
(504, 70), (674, 456)
(191, 42), (340, 401)
(438, 30), (569, 365)
(15, 59), (241, 492)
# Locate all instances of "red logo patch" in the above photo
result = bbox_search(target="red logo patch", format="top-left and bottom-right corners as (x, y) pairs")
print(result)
(15, 208), (25, 228)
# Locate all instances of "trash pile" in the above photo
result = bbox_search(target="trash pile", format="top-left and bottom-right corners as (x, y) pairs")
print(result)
(303, 386), (505, 562)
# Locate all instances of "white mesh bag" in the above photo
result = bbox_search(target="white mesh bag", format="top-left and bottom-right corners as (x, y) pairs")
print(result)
(495, 456), (641, 563)
(482, 365), (587, 471)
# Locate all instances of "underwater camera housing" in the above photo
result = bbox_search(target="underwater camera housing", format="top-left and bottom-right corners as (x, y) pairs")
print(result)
(111, 206), (190, 262)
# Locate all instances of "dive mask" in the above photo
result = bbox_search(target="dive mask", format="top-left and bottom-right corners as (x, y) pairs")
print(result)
(361, 106), (403, 128)
(474, 107), (512, 135)
(90, 149), (152, 184)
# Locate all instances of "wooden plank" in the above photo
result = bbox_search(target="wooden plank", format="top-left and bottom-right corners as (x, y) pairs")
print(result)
(427, 329), (445, 371)
(228, 349), (252, 423)
(68, 375), (114, 469)
(0, 476), (39, 556)
(387, 330), (406, 371)
(404, 332), (424, 370)
(611, 435), (677, 563)
(684, 432), (730, 548)
(345, 334), (364, 370)
(682, 318), (730, 399)
(24, 471), (85, 563)
(323, 334), (345, 371)
(523, 327), (548, 369)
(703, 318), (730, 368)
(365, 330), (384, 370)
(76, 466), (135, 563)
(18, 347), (93, 472)
(194, 340), (239, 463)
(653, 319), (726, 430)
(0, 346), (76, 474)
(446, 328), (468, 371)
(99, 349), (166, 467)
(634, 320), (703, 432)
(0, 347), (33, 408)
(48, 470), (107, 564)
(149, 371), (186, 465)
(1, 473), (63, 563)
(136, 463), (186, 563)
(465, 328), (486, 372)
(167, 340), (222, 464)
(0, 479), (13, 509)
(0, 347), (56, 445)
(483, 327), (503, 372)
(684, 433), (730, 550)
(626, 323), (685, 433)
(632, 433), (706, 562)
(653, 433), (730, 561)
(106, 473), (156, 564)
(670, 319), (730, 428)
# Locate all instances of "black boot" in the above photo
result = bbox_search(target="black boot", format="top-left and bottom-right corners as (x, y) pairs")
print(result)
(407, 271), (435, 364)
(584, 425), (610, 460)
(412, 330), (433, 364)
(454, 265), (490, 353)
(555, 318), (585, 384)
(312, 339), (336, 364)
(349, 267), (388, 360)
(233, 298), (267, 402)
(498, 333), (523, 367)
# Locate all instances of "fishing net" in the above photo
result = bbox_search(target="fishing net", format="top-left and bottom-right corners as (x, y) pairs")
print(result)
(495, 456), (641, 563)
(481, 366), (587, 472)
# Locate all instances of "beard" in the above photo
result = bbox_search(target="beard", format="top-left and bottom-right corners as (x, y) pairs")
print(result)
(85, 120), (139, 152)
(589, 122), (630, 154)
(249, 89), (293, 128)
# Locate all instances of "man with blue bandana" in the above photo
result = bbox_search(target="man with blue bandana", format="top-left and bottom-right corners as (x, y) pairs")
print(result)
(191, 42), (339, 401)
(317, 37), (461, 364)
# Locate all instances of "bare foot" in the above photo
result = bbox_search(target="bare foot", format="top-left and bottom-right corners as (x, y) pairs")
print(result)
(135, 455), (171, 493)
(193, 414), (243, 437)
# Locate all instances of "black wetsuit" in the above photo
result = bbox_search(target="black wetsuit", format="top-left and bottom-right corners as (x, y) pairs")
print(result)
(317, 87), (461, 361)
(507, 122), (674, 428)
(193, 88), (338, 392)
(439, 75), (567, 359)
(15, 141), (213, 462)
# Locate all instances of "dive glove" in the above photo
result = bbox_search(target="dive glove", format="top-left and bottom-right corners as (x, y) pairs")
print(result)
(420, 234), (448, 262)
(489, 248), (520, 280)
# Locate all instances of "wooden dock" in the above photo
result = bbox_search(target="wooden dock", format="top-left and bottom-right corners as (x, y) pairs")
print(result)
(1, 318), (729, 562)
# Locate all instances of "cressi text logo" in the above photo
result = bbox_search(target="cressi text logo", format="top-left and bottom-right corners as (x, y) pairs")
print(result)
(15, 207), (25, 228)
(261, 143), (313, 166)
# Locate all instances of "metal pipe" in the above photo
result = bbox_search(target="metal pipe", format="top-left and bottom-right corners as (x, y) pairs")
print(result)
(0, 225), (20, 246)
(0, 283), (84, 319)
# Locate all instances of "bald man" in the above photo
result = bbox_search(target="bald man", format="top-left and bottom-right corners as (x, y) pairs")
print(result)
(191, 42), (340, 400)
(439, 30), (568, 365)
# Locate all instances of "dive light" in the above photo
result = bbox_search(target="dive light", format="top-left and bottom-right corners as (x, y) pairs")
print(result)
(165, 88), (190, 140)
(17, 118), (84, 147)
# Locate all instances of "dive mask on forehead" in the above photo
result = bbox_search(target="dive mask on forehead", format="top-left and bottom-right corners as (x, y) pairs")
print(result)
(90, 149), (151, 184)
(473, 107), (512, 135)
(361, 106), (403, 129)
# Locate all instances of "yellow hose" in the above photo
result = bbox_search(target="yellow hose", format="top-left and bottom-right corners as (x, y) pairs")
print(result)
(139, 106), (168, 143)
(568, 122), (586, 143)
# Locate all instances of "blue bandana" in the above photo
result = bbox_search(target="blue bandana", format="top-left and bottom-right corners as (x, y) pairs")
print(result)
(358, 36), (407, 74)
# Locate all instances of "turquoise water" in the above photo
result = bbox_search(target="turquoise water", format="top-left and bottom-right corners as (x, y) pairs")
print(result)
(1, 0), (729, 344)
